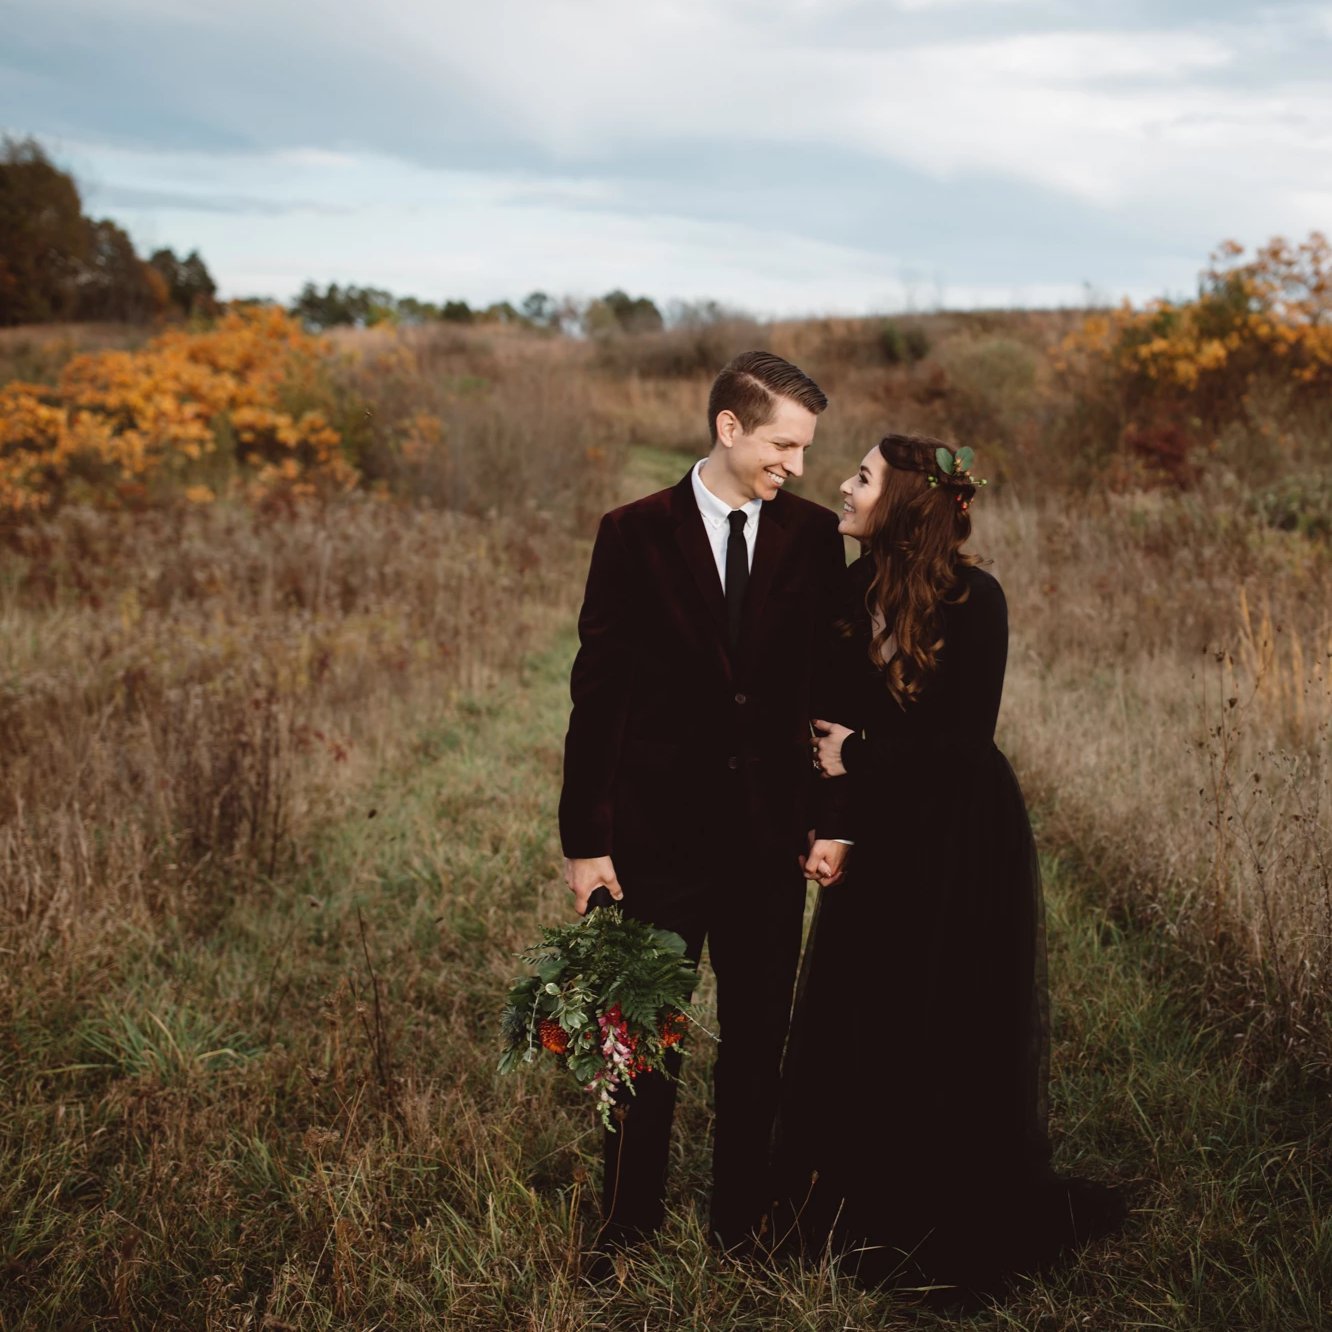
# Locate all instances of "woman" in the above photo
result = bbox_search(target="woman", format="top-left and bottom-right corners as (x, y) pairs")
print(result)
(771, 433), (1122, 1300)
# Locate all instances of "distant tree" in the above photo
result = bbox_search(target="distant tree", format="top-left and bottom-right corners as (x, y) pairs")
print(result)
(292, 281), (353, 329)
(0, 136), (88, 324)
(75, 218), (161, 322)
(554, 295), (584, 334)
(583, 289), (664, 337)
(481, 300), (524, 325)
(142, 263), (171, 316)
(440, 299), (474, 324)
(0, 137), (223, 326)
(292, 281), (413, 328)
(666, 298), (750, 328)
(602, 289), (664, 335)
(358, 287), (396, 327)
(396, 295), (441, 324)
(293, 281), (326, 327)
(581, 298), (618, 339)
(149, 246), (218, 317)
(521, 289), (558, 328)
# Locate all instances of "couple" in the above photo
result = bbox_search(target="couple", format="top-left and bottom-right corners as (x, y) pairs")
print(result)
(558, 351), (1120, 1296)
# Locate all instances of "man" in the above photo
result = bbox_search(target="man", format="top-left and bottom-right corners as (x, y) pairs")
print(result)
(559, 350), (852, 1261)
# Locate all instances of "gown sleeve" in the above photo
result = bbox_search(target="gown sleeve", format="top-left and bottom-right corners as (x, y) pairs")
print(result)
(840, 571), (1008, 777)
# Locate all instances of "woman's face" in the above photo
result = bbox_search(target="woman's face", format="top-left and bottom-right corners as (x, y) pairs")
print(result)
(838, 447), (888, 540)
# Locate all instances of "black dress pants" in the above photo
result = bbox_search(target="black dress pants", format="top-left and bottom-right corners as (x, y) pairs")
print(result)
(599, 849), (806, 1246)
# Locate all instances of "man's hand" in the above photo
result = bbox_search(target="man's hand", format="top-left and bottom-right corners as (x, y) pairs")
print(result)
(563, 855), (624, 915)
(798, 830), (850, 888)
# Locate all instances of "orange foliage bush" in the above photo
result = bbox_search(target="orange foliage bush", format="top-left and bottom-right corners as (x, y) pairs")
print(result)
(1054, 232), (1332, 483)
(0, 306), (355, 513)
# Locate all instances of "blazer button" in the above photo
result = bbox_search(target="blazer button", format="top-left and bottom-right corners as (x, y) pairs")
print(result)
(727, 756), (739, 770)
(734, 692), (747, 705)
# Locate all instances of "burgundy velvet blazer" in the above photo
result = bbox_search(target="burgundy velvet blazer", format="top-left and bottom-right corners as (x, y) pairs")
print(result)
(559, 469), (853, 870)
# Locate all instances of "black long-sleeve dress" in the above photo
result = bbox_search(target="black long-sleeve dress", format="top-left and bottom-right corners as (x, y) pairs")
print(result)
(772, 557), (1120, 1294)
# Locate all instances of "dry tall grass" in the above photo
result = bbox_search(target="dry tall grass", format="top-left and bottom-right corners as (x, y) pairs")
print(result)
(0, 501), (581, 965)
(980, 488), (1331, 1066)
(2, 303), (1330, 1326)
(0, 325), (625, 978)
(0, 322), (147, 387)
(3, 307), (1327, 1057)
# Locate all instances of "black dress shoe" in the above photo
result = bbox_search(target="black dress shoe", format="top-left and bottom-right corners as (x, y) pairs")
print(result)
(579, 1244), (623, 1285)
(709, 1222), (773, 1263)
(1060, 1178), (1129, 1246)
(580, 1224), (651, 1284)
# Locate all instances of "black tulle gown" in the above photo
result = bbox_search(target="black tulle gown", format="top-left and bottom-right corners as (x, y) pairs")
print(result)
(772, 558), (1121, 1295)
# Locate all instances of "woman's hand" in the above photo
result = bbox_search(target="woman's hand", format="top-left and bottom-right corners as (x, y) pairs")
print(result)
(801, 833), (850, 887)
(811, 719), (853, 778)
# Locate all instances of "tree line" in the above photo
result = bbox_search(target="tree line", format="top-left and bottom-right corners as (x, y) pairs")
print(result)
(0, 137), (218, 326)
(2, 135), (719, 337)
(289, 282), (673, 337)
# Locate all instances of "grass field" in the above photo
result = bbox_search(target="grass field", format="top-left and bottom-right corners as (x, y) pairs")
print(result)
(2, 308), (1330, 1327)
(4, 581), (1329, 1328)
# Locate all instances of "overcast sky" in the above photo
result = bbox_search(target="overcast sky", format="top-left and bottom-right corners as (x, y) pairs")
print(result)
(5, 0), (1331, 316)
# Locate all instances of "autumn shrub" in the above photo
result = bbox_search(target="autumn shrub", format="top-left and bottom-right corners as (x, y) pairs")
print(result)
(0, 307), (355, 514)
(878, 319), (930, 365)
(1053, 233), (1332, 485)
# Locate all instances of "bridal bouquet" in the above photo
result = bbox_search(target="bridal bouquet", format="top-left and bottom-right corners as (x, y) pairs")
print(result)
(498, 903), (702, 1129)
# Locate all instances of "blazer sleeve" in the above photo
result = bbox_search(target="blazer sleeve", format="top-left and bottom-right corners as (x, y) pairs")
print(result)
(808, 518), (857, 842)
(558, 512), (634, 859)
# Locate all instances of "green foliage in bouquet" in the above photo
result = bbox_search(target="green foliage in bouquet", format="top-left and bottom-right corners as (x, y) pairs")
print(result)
(498, 906), (702, 1129)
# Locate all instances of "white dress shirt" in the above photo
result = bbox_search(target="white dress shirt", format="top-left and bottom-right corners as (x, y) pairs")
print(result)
(691, 459), (762, 590)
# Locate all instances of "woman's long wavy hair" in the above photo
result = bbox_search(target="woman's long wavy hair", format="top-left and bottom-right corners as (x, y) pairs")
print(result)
(858, 433), (981, 706)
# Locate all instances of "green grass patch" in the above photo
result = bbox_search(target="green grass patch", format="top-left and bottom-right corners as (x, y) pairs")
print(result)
(1, 631), (1328, 1328)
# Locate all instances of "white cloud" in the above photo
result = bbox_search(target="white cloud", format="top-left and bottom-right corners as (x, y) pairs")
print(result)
(8, 0), (1332, 308)
(890, 0), (1057, 9)
(317, 6), (1324, 217)
(70, 141), (901, 311)
(74, 136), (1168, 313)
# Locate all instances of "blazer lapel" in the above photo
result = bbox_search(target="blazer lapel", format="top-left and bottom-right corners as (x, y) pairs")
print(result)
(669, 471), (731, 644)
(737, 490), (792, 663)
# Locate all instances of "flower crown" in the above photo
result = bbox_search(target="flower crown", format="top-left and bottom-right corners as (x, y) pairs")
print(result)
(925, 445), (987, 513)
(879, 437), (988, 514)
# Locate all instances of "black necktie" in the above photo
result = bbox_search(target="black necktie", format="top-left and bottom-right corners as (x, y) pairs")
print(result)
(725, 509), (749, 649)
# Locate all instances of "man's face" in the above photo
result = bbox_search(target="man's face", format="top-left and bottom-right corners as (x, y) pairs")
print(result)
(713, 396), (818, 504)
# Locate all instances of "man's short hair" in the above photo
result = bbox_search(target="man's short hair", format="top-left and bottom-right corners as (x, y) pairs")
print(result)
(707, 351), (828, 444)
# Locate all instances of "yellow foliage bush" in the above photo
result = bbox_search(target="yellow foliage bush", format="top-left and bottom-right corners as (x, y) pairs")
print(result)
(1054, 232), (1332, 482)
(0, 307), (356, 514)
